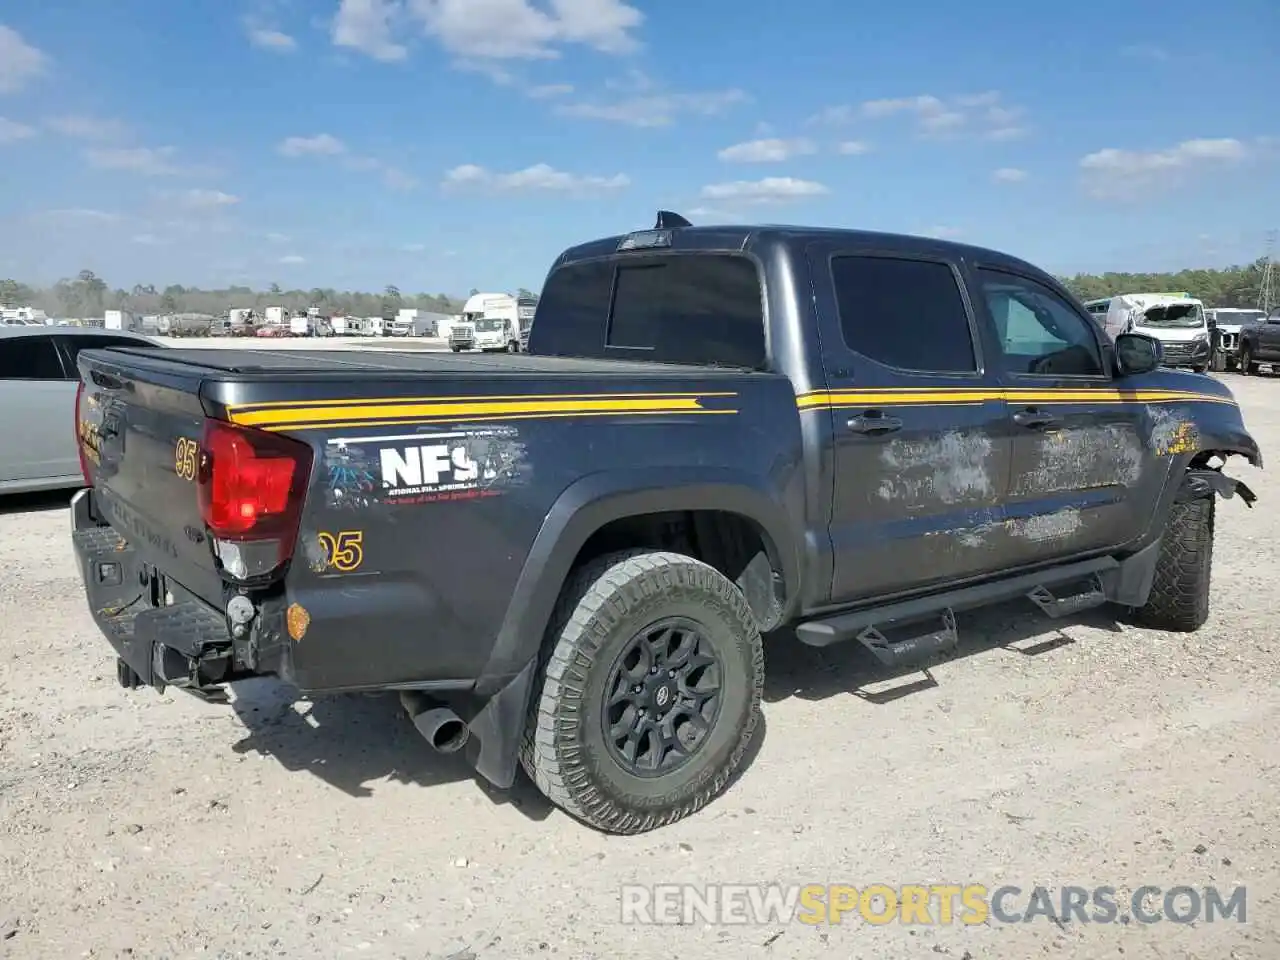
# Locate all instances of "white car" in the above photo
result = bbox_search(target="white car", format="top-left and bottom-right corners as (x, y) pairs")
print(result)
(0, 326), (162, 494)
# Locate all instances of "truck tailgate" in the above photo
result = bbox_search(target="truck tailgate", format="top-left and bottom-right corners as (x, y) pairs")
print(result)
(77, 349), (226, 605)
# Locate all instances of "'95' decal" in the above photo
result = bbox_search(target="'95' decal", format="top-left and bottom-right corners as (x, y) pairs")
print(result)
(317, 531), (364, 572)
(174, 437), (199, 482)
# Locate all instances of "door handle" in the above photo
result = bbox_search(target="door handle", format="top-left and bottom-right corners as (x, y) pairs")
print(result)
(847, 410), (903, 435)
(1012, 408), (1058, 429)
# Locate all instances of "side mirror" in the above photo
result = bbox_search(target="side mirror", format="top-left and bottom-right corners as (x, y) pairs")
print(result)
(1114, 333), (1162, 376)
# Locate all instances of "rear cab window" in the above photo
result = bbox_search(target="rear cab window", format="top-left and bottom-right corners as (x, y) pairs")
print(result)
(531, 253), (767, 369)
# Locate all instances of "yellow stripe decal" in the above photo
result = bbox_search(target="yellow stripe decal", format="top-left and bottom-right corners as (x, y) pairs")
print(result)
(228, 393), (738, 431)
(796, 387), (1236, 409)
(225, 390), (737, 413)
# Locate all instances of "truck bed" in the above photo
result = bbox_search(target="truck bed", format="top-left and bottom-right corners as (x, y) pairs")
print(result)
(107, 347), (747, 381)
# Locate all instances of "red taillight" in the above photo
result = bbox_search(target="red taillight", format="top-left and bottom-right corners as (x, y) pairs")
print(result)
(197, 420), (313, 561)
(74, 380), (92, 486)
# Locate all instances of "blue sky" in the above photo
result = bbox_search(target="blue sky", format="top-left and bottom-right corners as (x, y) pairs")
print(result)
(0, 0), (1277, 296)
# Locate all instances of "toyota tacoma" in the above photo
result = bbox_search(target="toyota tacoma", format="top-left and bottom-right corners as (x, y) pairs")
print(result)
(70, 212), (1261, 834)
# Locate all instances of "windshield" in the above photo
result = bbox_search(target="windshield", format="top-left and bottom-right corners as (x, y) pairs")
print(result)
(1139, 303), (1203, 328)
(1216, 310), (1263, 324)
(474, 318), (505, 332)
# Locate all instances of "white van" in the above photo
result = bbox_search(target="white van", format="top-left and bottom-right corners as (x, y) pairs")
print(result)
(1101, 293), (1212, 372)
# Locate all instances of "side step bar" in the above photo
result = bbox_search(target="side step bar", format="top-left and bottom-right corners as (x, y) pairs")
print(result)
(796, 557), (1118, 667)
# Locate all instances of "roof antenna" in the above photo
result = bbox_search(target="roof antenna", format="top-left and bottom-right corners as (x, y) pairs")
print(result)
(654, 210), (692, 229)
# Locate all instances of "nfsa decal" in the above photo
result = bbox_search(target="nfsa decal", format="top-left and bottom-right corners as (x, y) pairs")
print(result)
(316, 530), (364, 572)
(321, 426), (528, 508)
(379, 441), (499, 500)
(174, 437), (199, 482)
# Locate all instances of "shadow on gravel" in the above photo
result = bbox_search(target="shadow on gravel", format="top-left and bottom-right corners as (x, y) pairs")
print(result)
(226, 677), (554, 823)
(761, 596), (1123, 705)
(0, 488), (78, 516)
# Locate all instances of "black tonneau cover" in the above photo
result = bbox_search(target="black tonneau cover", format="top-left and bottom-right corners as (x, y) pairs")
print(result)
(100, 347), (741, 378)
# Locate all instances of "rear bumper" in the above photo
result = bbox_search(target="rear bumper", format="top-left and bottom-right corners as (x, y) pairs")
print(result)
(70, 488), (245, 695)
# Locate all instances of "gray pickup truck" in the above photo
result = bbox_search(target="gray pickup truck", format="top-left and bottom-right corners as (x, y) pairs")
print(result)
(69, 212), (1260, 834)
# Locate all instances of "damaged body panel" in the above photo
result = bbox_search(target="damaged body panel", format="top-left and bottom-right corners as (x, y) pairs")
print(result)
(68, 218), (1261, 831)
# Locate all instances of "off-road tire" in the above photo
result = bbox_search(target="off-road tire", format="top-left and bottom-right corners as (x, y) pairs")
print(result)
(1240, 344), (1260, 375)
(1128, 492), (1214, 632)
(520, 549), (764, 834)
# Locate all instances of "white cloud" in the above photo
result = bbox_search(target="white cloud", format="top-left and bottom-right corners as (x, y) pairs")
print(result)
(993, 167), (1028, 183)
(717, 138), (816, 163)
(44, 115), (129, 140)
(699, 177), (829, 204)
(332, 0), (644, 64)
(246, 24), (298, 50)
(1079, 137), (1251, 198)
(411, 0), (642, 59)
(35, 208), (123, 224)
(836, 140), (870, 155)
(0, 116), (36, 143)
(280, 254), (306, 264)
(555, 86), (748, 127)
(0, 25), (47, 94)
(686, 206), (745, 222)
(808, 91), (1028, 140)
(85, 146), (187, 176)
(177, 189), (241, 208)
(332, 0), (408, 61)
(278, 133), (347, 156)
(442, 162), (629, 194)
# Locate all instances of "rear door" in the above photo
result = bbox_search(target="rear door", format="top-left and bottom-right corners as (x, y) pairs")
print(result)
(0, 334), (78, 483)
(807, 245), (1014, 603)
(966, 264), (1162, 565)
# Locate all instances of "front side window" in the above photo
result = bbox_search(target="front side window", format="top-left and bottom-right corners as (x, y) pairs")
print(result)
(831, 255), (977, 373)
(975, 268), (1105, 377)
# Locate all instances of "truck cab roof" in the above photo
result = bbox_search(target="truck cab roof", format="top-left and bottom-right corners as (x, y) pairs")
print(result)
(553, 218), (1054, 285)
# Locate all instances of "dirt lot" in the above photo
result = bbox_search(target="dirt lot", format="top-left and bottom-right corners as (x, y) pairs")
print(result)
(2, 374), (1277, 960)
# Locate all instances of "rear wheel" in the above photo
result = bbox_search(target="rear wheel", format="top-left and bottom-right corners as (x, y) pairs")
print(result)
(521, 550), (764, 834)
(1128, 493), (1214, 632)
(507, 339), (519, 353)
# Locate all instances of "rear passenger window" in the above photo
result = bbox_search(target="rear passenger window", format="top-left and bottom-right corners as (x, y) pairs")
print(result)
(533, 254), (766, 369)
(0, 336), (67, 380)
(830, 256), (977, 372)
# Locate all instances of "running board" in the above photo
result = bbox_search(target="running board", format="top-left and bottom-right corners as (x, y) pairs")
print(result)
(1026, 575), (1107, 619)
(796, 556), (1119, 662)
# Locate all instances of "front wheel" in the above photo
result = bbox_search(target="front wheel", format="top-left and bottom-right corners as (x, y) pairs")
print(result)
(1240, 344), (1260, 374)
(506, 339), (519, 354)
(521, 550), (764, 835)
(1127, 493), (1214, 632)
(450, 345), (462, 353)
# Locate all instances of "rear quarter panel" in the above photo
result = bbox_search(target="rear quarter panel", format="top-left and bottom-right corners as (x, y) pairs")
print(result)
(230, 373), (806, 692)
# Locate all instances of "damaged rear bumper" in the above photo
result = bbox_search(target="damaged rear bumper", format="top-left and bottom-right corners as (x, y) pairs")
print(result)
(70, 488), (255, 697)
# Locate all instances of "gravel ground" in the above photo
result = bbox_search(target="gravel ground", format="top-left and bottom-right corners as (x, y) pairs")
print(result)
(1, 373), (1277, 960)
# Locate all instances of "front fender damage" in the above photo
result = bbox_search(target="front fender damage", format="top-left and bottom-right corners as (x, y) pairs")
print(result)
(1181, 466), (1257, 507)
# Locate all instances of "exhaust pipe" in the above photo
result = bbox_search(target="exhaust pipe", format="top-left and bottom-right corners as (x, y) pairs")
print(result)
(400, 692), (470, 754)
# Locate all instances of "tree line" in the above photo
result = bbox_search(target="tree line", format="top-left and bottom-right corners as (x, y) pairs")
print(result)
(0, 261), (1271, 319)
(0, 271), (545, 319)
(1057, 258), (1273, 310)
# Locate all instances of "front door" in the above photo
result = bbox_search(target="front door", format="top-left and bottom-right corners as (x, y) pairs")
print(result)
(807, 245), (1014, 604)
(965, 264), (1163, 566)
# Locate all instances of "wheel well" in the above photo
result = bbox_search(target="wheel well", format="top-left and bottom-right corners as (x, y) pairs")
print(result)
(568, 510), (787, 632)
